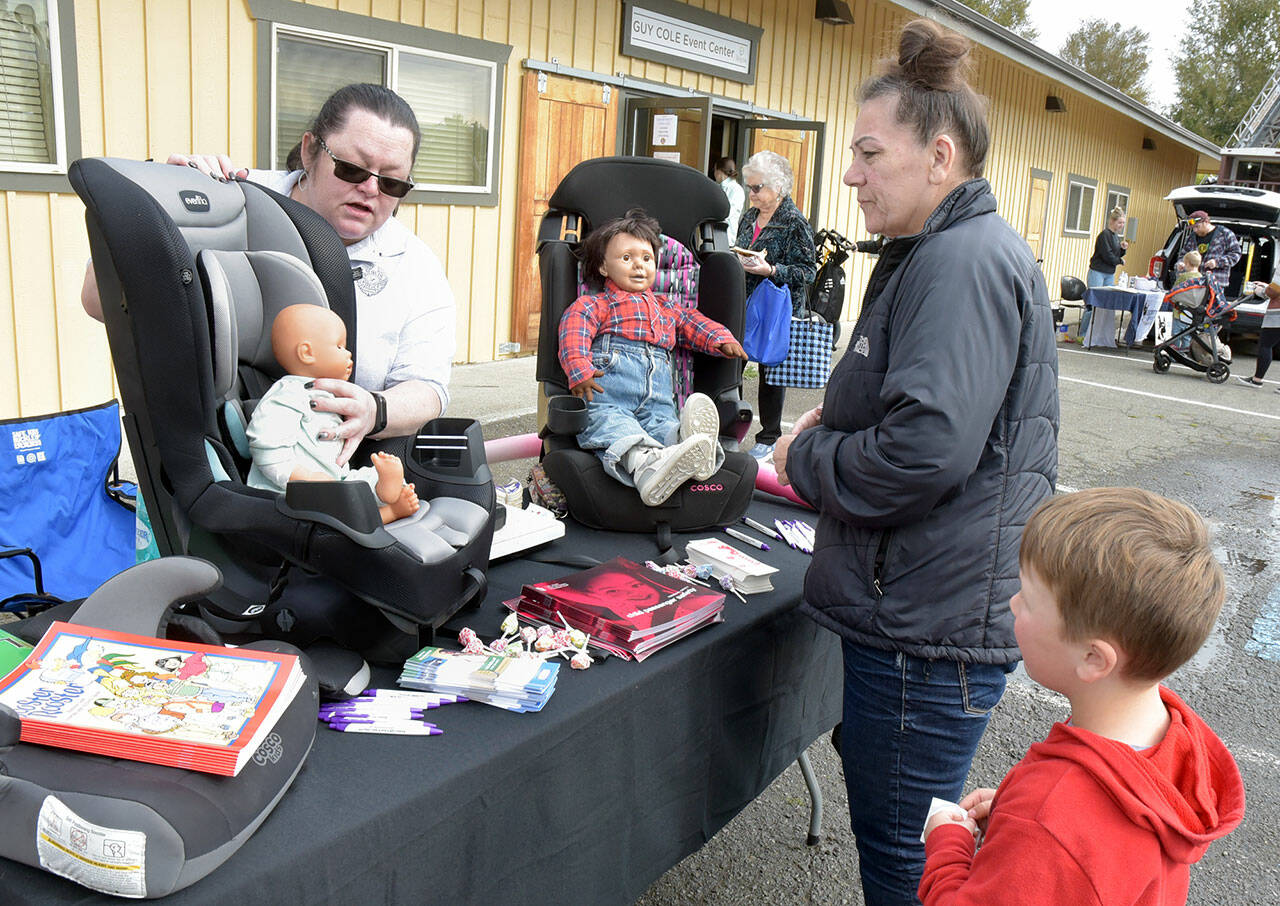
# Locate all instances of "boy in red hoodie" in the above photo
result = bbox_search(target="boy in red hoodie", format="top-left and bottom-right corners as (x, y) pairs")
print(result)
(919, 487), (1245, 906)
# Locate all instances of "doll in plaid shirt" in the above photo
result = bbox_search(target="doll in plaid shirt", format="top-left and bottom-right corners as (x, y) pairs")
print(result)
(558, 208), (747, 506)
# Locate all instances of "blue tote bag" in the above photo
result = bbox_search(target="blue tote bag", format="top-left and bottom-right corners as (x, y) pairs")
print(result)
(1, 400), (135, 602)
(742, 279), (791, 366)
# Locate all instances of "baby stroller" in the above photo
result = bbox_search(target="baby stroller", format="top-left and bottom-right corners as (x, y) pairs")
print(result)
(1152, 279), (1241, 383)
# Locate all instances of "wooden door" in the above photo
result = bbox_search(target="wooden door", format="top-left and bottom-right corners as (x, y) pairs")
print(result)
(1024, 171), (1051, 261)
(511, 71), (618, 353)
(741, 120), (825, 223)
(622, 95), (712, 172)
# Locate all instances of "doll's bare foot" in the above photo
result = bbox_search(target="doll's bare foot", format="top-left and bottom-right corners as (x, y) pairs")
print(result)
(380, 483), (419, 523)
(371, 451), (406, 504)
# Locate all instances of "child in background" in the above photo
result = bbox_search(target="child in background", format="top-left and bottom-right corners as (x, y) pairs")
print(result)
(1174, 250), (1202, 285)
(918, 487), (1244, 906)
(558, 208), (747, 506)
(246, 304), (419, 525)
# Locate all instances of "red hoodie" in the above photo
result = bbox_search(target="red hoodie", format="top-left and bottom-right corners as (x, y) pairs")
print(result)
(919, 687), (1245, 906)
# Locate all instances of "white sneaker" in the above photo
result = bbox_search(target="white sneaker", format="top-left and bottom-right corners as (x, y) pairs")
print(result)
(634, 435), (716, 506)
(678, 392), (720, 442)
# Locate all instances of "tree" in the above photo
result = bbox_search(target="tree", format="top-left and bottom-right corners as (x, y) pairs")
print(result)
(957, 0), (1038, 42)
(1059, 19), (1151, 105)
(1168, 0), (1280, 146)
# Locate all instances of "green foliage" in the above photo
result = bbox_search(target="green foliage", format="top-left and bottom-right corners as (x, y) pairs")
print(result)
(1059, 19), (1152, 105)
(956, 0), (1038, 42)
(1168, 0), (1280, 145)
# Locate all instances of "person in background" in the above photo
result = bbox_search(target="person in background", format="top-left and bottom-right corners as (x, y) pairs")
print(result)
(919, 488), (1244, 906)
(1175, 210), (1241, 301)
(734, 150), (816, 462)
(1235, 269), (1280, 389)
(1078, 206), (1129, 342)
(713, 156), (745, 242)
(774, 18), (1059, 905)
(82, 83), (454, 464)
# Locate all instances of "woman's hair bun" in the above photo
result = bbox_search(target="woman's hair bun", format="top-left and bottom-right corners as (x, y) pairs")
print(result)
(894, 19), (970, 91)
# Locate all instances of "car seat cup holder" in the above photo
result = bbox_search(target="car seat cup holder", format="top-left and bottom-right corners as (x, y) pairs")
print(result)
(409, 418), (489, 483)
(545, 395), (588, 436)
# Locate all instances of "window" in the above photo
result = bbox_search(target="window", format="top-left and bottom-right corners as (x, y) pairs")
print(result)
(1063, 174), (1096, 236)
(0, 0), (79, 188)
(255, 2), (510, 206)
(1105, 185), (1130, 218)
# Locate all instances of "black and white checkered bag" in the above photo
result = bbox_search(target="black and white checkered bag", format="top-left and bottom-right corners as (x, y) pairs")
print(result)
(764, 313), (833, 388)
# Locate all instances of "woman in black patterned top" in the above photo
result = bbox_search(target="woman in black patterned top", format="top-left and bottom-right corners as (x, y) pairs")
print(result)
(735, 150), (817, 460)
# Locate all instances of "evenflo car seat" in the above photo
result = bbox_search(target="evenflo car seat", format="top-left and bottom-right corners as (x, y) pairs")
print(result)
(69, 159), (493, 658)
(534, 157), (758, 548)
(0, 556), (317, 898)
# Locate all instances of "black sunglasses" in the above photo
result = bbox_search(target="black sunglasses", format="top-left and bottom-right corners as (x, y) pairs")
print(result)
(315, 136), (414, 198)
(746, 183), (766, 193)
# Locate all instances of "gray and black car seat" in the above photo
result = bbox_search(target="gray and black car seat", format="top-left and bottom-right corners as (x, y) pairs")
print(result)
(535, 157), (758, 549)
(0, 556), (317, 898)
(69, 159), (494, 663)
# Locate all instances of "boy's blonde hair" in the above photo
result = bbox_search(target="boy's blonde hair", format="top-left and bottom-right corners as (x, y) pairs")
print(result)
(1182, 250), (1202, 270)
(1019, 487), (1224, 681)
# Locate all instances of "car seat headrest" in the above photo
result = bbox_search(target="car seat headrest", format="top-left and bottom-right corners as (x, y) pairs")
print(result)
(200, 249), (332, 401)
(545, 157), (729, 253)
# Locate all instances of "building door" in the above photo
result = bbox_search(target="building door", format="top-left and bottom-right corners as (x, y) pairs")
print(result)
(621, 95), (713, 173)
(740, 119), (825, 224)
(511, 70), (618, 353)
(1024, 169), (1052, 262)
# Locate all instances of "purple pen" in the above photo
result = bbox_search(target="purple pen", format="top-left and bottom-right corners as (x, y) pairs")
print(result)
(724, 526), (769, 551)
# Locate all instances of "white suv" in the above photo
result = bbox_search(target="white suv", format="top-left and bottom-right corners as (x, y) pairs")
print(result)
(1150, 184), (1280, 336)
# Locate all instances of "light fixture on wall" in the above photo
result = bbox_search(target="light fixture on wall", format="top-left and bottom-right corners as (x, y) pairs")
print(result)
(1142, 137), (1157, 151)
(1045, 95), (1067, 113)
(815, 0), (854, 26)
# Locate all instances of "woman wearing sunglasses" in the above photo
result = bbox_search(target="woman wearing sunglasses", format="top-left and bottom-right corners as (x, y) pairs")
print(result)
(733, 150), (816, 462)
(83, 84), (454, 467)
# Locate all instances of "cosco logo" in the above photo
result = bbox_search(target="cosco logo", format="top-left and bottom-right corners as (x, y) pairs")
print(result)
(689, 483), (723, 492)
(180, 190), (210, 212)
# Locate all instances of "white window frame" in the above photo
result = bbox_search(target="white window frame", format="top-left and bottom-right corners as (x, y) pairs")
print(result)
(250, 0), (510, 207)
(1062, 174), (1097, 237)
(1105, 185), (1130, 217)
(0, 0), (80, 191)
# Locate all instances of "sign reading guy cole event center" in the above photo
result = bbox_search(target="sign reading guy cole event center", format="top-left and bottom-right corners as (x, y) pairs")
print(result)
(621, 0), (761, 84)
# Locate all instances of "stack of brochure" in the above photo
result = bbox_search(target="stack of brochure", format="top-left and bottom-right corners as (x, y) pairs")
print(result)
(686, 537), (779, 594)
(508, 557), (725, 661)
(398, 646), (558, 712)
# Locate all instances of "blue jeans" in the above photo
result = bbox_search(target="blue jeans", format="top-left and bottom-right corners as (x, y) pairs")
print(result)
(575, 334), (723, 485)
(839, 640), (1013, 906)
(1079, 268), (1115, 339)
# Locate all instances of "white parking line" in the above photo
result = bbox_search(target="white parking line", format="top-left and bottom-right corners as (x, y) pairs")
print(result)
(1059, 345), (1278, 388)
(1060, 376), (1280, 422)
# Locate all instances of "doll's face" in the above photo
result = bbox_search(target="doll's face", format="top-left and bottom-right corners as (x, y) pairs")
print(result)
(307, 314), (353, 380)
(599, 231), (657, 293)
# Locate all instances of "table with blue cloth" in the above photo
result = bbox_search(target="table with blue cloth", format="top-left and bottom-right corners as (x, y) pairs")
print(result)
(4, 495), (842, 905)
(1082, 286), (1165, 348)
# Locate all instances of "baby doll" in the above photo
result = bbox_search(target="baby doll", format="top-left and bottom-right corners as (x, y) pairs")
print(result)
(246, 304), (419, 524)
(558, 208), (748, 506)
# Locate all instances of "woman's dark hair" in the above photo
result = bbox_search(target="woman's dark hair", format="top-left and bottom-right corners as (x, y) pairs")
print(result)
(713, 156), (738, 179)
(285, 83), (421, 172)
(581, 208), (662, 291)
(859, 19), (989, 178)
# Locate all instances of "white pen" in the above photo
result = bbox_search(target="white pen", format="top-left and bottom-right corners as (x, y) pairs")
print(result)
(328, 723), (444, 735)
(742, 515), (783, 541)
(774, 519), (801, 550)
(725, 526), (770, 551)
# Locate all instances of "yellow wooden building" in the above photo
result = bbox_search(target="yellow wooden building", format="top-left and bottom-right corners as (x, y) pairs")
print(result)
(1, 0), (1218, 421)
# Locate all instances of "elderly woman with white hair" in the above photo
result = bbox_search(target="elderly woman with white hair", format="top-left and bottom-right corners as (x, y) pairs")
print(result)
(734, 150), (816, 460)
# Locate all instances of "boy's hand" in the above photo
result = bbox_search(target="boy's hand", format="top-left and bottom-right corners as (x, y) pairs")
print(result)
(569, 372), (604, 402)
(923, 808), (978, 842)
(719, 340), (748, 360)
(958, 787), (997, 833)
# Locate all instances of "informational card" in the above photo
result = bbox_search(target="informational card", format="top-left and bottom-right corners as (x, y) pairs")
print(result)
(653, 151), (681, 163)
(651, 114), (678, 146)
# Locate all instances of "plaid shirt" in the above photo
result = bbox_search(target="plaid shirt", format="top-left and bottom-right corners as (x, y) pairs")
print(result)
(558, 279), (734, 387)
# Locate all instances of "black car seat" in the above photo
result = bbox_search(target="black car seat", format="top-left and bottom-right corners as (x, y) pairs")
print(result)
(69, 158), (494, 660)
(534, 157), (757, 549)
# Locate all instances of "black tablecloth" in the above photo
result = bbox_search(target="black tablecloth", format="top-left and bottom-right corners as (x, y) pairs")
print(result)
(6, 496), (842, 905)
